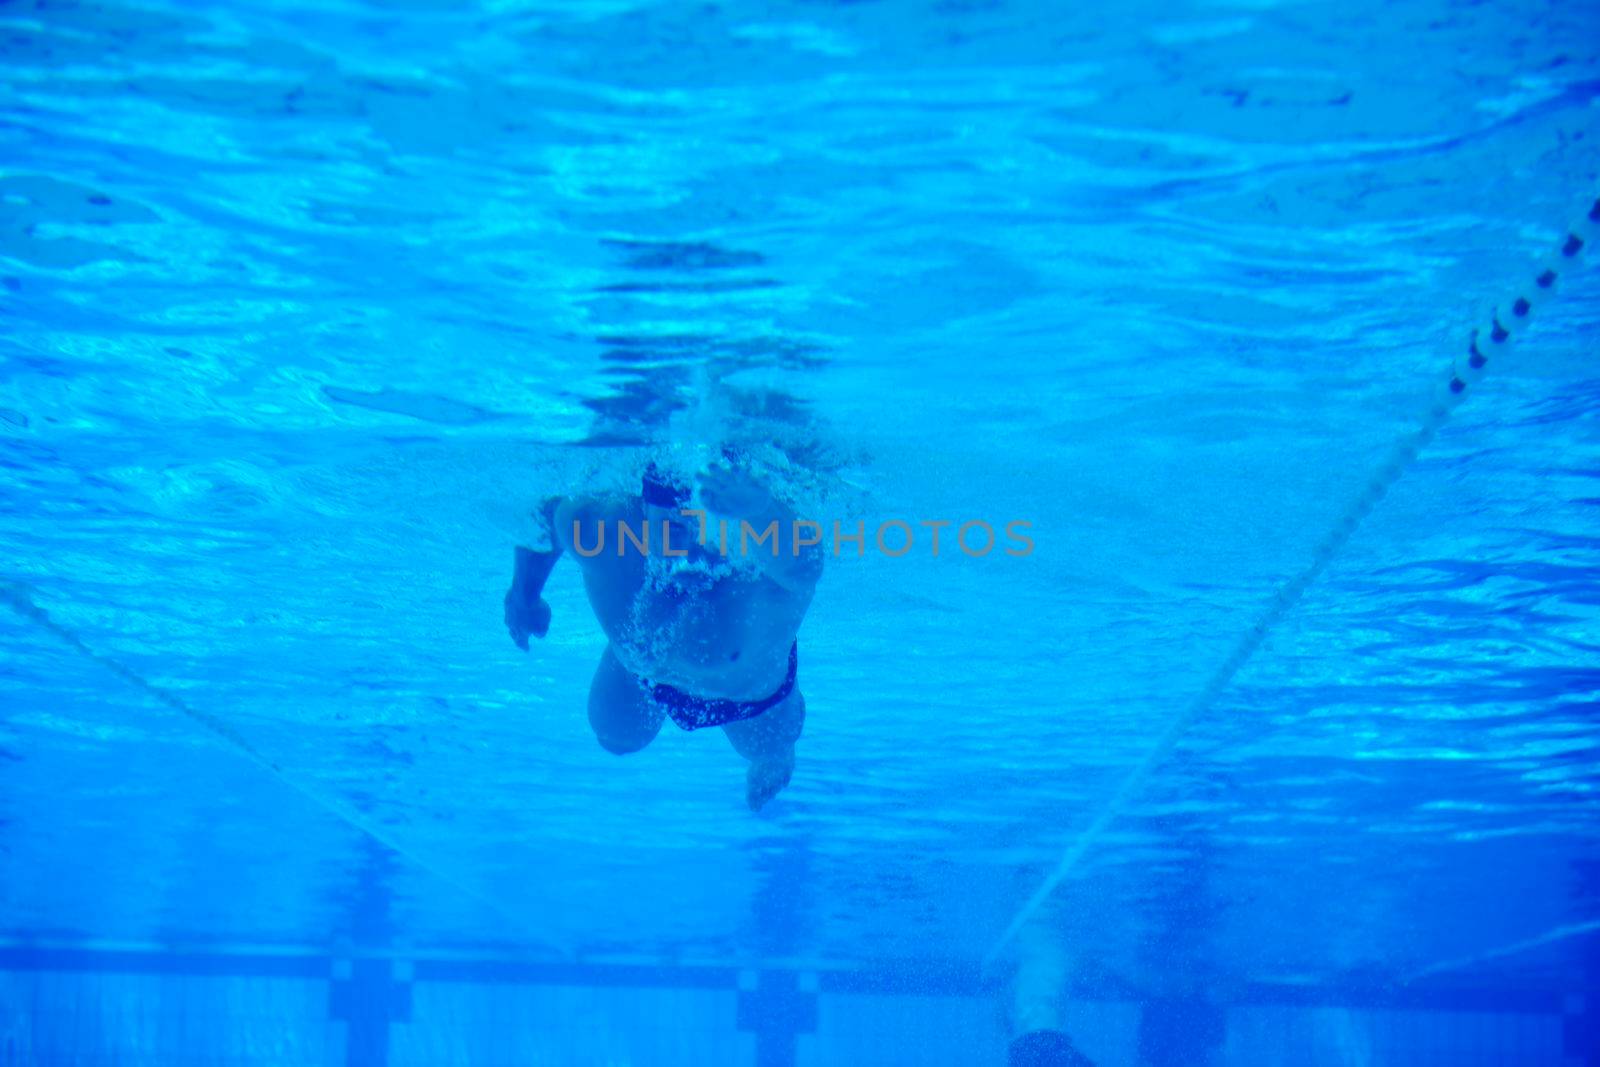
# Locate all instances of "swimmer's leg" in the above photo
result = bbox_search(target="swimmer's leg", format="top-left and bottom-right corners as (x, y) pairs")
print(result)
(588, 645), (665, 755)
(723, 690), (805, 811)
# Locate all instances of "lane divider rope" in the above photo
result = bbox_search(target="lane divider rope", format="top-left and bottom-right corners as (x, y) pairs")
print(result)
(1404, 918), (1600, 982)
(983, 192), (1600, 972)
(0, 580), (568, 958)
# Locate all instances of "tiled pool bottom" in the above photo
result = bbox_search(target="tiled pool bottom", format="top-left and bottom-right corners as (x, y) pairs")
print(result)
(0, 943), (1585, 1066)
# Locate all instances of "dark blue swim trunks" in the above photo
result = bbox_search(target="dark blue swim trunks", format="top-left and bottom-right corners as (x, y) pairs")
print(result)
(647, 643), (798, 731)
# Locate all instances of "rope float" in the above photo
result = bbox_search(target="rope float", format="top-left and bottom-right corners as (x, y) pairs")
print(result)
(983, 192), (1600, 973)
(0, 581), (568, 957)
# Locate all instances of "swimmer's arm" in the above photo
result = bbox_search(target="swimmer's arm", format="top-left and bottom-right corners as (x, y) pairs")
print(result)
(505, 498), (564, 648)
(696, 468), (824, 594)
(504, 496), (604, 648)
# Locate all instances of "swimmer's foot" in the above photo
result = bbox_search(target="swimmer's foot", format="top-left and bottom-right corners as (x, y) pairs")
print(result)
(746, 755), (794, 811)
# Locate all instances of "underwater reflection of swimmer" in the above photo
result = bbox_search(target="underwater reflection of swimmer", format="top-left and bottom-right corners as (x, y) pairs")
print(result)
(504, 461), (823, 810)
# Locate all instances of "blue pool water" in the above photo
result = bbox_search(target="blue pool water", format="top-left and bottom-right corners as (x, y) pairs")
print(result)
(1, 0), (1599, 1063)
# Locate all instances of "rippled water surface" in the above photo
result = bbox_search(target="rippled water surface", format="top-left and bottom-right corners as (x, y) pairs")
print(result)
(2, 0), (1598, 996)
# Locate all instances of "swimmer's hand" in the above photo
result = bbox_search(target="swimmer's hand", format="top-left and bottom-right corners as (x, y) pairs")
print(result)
(697, 465), (823, 594)
(697, 464), (778, 523)
(505, 546), (556, 650)
(504, 591), (550, 650)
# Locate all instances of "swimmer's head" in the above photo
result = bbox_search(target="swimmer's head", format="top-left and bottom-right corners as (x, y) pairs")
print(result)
(641, 462), (699, 555)
(641, 462), (690, 511)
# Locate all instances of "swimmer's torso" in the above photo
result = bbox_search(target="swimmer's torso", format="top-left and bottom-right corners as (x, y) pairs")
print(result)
(571, 498), (809, 699)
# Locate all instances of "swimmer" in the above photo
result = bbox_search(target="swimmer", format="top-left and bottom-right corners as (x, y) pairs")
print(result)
(503, 460), (823, 810)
